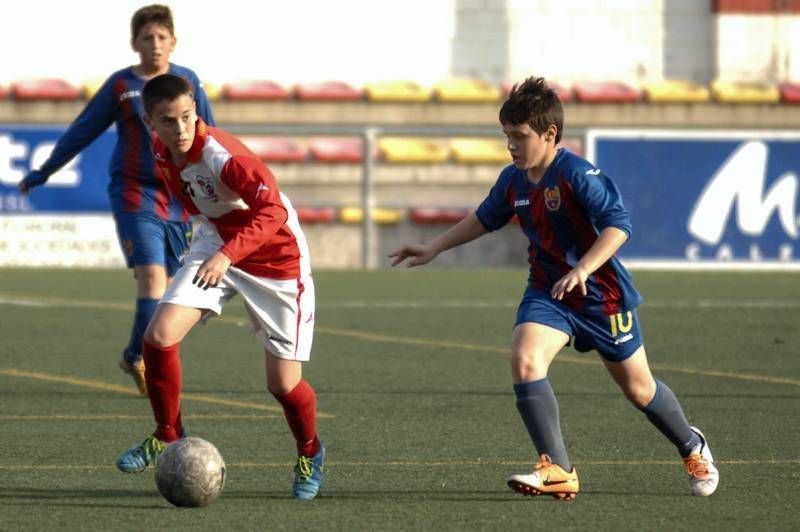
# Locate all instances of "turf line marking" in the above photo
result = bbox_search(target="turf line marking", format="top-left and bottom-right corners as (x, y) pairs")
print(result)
(0, 368), (333, 418)
(2, 293), (799, 388)
(1, 458), (798, 471)
(314, 326), (800, 387)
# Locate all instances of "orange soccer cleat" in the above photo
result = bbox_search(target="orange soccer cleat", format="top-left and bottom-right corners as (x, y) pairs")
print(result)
(507, 454), (580, 500)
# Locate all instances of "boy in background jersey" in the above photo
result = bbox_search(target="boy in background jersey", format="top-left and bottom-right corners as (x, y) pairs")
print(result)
(18, 5), (215, 395)
(389, 77), (718, 500)
(115, 74), (324, 501)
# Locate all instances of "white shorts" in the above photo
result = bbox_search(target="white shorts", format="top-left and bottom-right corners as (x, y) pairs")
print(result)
(160, 259), (315, 361)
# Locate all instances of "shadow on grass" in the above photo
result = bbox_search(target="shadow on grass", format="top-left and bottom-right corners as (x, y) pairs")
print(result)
(0, 487), (170, 509)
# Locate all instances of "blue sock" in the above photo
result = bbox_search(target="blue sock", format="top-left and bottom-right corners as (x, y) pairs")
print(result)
(124, 298), (158, 363)
(513, 378), (571, 471)
(640, 379), (701, 457)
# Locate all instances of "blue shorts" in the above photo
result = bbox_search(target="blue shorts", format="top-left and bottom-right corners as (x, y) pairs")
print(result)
(515, 287), (643, 362)
(114, 212), (191, 277)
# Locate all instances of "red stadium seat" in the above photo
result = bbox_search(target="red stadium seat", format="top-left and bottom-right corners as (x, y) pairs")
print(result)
(779, 82), (800, 104)
(240, 136), (307, 162)
(294, 81), (363, 101)
(0, 85), (7, 99)
(409, 207), (470, 224)
(502, 80), (573, 102)
(12, 79), (83, 100)
(223, 80), (291, 100)
(296, 207), (336, 223)
(573, 82), (641, 103)
(308, 137), (364, 163)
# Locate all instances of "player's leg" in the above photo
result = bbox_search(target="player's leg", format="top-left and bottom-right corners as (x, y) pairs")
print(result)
(602, 345), (719, 496)
(511, 322), (572, 468)
(117, 259), (232, 473)
(507, 291), (579, 499)
(265, 351), (325, 500)
(115, 213), (181, 394)
(240, 272), (324, 500)
(116, 302), (201, 473)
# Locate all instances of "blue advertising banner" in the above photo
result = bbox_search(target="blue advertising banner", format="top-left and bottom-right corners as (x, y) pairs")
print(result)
(0, 126), (115, 212)
(586, 130), (800, 267)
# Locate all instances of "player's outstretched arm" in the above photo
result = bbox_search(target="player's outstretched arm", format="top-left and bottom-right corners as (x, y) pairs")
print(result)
(389, 212), (488, 267)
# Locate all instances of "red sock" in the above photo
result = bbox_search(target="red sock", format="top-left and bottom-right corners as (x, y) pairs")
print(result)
(143, 340), (183, 442)
(272, 379), (320, 457)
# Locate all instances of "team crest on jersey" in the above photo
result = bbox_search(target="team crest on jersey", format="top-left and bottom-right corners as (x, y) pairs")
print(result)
(194, 175), (219, 202)
(544, 187), (561, 211)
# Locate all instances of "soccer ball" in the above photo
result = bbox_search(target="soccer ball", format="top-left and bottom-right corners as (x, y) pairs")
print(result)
(155, 437), (226, 507)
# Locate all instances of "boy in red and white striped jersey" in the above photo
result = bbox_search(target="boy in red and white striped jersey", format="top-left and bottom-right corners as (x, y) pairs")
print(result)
(115, 74), (324, 501)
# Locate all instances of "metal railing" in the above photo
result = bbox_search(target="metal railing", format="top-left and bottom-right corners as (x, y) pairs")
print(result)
(227, 123), (587, 268)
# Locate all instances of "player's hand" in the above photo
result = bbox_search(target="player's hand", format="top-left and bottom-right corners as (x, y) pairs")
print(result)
(18, 170), (48, 194)
(388, 244), (436, 267)
(193, 251), (232, 290)
(551, 266), (589, 300)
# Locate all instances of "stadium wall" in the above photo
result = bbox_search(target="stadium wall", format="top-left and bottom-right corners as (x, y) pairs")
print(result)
(2, 1), (798, 86)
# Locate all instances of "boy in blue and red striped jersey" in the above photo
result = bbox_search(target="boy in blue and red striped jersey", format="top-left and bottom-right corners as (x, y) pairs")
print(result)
(18, 5), (214, 395)
(389, 76), (719, 499)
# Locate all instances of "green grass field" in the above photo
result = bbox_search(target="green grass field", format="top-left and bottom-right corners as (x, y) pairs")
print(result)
(1, 268), (798, 531)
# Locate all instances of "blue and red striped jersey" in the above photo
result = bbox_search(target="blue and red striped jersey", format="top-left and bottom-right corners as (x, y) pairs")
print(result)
(36, 63), (215, 222)
(475, 148), (642, 315)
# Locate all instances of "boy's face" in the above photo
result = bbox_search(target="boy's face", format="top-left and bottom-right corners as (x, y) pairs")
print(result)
(132, 22), (176, 71)
(502, 122), (556, 170)
(145, 94), (197, 160)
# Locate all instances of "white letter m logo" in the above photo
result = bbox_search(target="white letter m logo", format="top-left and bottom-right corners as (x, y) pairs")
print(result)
(688, 141), (799, 245)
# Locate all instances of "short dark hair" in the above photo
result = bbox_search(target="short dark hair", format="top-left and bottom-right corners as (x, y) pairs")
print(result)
(131, 4), (174, 40)
(499, 76), (563, 144)
(143, 74), (194, 114)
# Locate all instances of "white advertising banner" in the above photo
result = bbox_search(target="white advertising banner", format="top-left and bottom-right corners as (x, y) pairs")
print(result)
(0, 215), (124, 267)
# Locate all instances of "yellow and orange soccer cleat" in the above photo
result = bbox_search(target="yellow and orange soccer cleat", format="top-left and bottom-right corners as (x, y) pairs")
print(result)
(507, 454), (580, 500)
(119, 357), (147, 396)
(682, 427), (719, 496)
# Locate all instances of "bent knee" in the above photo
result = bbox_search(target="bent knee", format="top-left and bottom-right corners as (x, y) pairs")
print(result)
(511, 349), (550, 381)
(267, 379), (296, 397)
(622, 382), (656, 408)
(144, 323), (180, 348)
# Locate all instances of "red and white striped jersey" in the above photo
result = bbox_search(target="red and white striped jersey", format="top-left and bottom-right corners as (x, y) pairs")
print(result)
(153, 119), (310, 279)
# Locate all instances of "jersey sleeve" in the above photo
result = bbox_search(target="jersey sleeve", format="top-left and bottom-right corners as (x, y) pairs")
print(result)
(570, 167), (632, 238)
(217, 156), (287, 263)
(36, 76), (116, 178)
(475, 168), (515, 231)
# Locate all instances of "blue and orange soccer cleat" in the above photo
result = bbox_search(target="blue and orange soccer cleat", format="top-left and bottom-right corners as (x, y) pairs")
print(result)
(292, 444), (325, 500)
(683, 426), (719, 497)
(118, 356), (147, 396)
(116, 435), (167, 473)
(507, 454), (580, 500)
